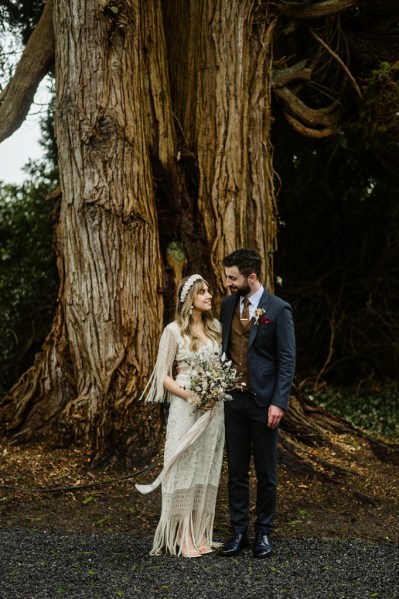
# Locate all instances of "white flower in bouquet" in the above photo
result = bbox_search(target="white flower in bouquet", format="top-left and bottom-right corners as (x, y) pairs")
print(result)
(185, 351), (244, 408)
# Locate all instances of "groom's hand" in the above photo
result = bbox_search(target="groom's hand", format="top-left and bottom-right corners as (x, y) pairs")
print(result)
(268, 405), (284, 429)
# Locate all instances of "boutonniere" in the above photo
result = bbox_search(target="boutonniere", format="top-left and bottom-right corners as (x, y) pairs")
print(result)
(253, 308), (266, 325)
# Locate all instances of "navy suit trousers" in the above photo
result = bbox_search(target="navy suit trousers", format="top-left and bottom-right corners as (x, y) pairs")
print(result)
(224, 389), (278, 535)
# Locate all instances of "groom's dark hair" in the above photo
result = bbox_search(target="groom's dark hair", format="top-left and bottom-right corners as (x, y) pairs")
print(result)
(223, 248), (261, 278)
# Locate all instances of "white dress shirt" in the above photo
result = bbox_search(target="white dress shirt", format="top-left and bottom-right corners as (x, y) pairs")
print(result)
(239, 285), (264, 320)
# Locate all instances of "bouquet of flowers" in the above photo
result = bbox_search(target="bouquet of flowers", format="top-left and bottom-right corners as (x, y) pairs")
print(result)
(185, 352), (244, 408)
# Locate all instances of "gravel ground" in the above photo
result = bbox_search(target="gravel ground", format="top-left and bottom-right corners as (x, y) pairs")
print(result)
(0, 529), (397, 599)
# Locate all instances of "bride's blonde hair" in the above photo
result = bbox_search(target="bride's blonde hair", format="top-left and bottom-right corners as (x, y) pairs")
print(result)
(175, 275), (221, 352)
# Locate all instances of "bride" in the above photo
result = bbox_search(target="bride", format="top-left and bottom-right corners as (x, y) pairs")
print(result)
(136, 274), (224, 558)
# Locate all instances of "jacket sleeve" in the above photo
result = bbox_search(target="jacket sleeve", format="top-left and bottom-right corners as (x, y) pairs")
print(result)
(273, 304), (296, 410)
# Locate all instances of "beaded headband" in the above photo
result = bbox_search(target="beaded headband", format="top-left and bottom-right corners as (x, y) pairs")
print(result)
(180, 274), (203, 303)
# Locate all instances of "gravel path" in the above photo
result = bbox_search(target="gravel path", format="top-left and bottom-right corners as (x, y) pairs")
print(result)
(0, 529), (397, 599)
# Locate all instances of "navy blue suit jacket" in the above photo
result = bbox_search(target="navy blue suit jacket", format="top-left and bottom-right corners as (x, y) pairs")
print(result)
(220, 290), (296, 410)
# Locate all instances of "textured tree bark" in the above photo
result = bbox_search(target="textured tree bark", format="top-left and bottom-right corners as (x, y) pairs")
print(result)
(164, 0), (278, 298)
(0, 0), (166, 467)
(196, 2), (277, 295)
(54, 0), (166, 466)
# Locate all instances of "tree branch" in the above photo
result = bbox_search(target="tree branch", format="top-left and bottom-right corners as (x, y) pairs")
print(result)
(276, 0), (358, 19)
(274, 86), (342, 128)
(283, 112), (338, 138)
(0, 2), (55, 144)
(272, 59), (312, 88)
(309, 27), (362, 99)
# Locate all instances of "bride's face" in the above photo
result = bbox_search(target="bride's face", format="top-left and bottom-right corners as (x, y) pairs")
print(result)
(192, 283), (212, 313)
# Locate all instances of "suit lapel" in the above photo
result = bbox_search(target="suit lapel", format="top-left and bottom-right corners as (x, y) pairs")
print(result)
(248, 289), (269, 348)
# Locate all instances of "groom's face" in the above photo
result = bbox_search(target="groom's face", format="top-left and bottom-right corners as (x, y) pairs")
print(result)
(224, 266), (251, 297)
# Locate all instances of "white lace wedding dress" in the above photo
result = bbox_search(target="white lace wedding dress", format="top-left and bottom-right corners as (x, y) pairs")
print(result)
(138, 320), (225, 556)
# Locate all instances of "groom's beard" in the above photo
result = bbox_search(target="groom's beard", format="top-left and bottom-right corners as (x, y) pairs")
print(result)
(238, 285), (251, 296)
(230, 284), (251, 296)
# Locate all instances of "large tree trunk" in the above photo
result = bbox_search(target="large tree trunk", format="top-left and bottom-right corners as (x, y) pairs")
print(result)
(164, 1), (277, 297)
(0, 0), (169, 467)
(54, 0), (166, 469)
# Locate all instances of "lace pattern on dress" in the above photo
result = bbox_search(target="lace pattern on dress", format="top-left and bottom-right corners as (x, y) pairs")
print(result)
(150, 484), (219, 556)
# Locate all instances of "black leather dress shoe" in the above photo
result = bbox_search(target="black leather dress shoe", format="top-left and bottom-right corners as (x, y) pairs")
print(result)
(219, 533), (247, 556)
(253, 534), (272, 558)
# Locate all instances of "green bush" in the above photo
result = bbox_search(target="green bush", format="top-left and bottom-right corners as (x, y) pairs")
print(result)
(0, 164), (58, 396)
(313, 384), (399, 442)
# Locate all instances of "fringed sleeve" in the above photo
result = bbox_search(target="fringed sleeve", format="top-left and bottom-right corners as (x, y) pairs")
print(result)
(139, 325), (178, 403)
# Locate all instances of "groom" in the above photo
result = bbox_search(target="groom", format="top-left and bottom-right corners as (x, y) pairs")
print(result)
(219, 249), (296, 558)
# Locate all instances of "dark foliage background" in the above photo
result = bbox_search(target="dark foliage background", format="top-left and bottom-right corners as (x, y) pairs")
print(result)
(274, 117), (399, 385)
(0, 165), (58, 396)
(0, 94), (58, 396)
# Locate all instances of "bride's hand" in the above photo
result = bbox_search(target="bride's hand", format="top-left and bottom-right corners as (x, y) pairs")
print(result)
(201, 401), (215, 412)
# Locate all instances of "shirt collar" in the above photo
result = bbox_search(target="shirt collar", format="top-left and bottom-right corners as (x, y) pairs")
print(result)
(241, 285), (264, 308)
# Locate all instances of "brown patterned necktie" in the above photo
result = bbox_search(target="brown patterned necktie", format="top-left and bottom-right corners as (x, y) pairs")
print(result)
(241, 298), (250, 320)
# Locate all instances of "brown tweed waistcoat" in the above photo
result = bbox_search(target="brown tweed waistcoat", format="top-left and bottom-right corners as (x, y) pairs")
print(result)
(228, 301), (251, 388)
